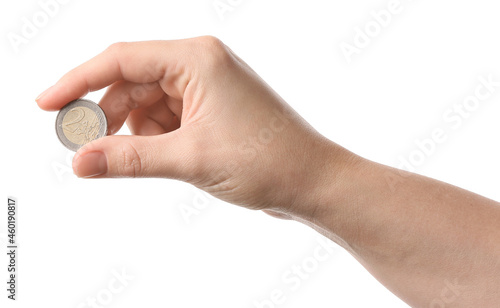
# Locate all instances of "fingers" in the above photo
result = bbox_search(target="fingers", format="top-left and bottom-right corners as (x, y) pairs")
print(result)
(36, 40), (187, 111)
(98, 80), (165, 134)
(126, 99), (181, 136)
(36, 36), (232, 182)
(72, 132), (192, 179)
(126, 110), (168, 136)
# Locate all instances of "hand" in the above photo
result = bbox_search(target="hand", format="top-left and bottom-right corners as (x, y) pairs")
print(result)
(37, 36), (500, 307)
(36, 36), (352, 218)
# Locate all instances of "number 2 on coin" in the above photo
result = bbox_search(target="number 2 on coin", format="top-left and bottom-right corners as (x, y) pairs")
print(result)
(63, 108), (85, 132)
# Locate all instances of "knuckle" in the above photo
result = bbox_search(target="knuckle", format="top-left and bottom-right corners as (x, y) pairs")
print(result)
(106, 42), (129, 54)
(192, 36), (233, 69)
(196, 35), (225, 49)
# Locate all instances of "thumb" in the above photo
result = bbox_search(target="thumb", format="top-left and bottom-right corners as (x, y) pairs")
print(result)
(72, 132), (192, 179)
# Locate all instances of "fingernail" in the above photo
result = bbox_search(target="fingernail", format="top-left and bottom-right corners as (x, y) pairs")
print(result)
(74, 151), (108, 178)
(35, 86), (53, 102)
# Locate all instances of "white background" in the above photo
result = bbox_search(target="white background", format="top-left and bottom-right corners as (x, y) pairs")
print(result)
(1, 0), (500, 307)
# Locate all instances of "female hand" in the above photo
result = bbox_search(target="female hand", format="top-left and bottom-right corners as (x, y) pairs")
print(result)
(36, 36), (351, 219)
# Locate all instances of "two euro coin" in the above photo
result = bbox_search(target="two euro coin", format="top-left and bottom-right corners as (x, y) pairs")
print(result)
(55, 99), (107, 152)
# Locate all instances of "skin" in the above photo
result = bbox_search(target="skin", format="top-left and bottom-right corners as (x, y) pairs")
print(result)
(37, 36), (500, 307)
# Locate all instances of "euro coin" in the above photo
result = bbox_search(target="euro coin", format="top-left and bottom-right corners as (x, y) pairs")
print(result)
(55, 99), (107, 152)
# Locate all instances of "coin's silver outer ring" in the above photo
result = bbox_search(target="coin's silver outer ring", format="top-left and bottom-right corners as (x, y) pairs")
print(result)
(55, 99), (108, 152)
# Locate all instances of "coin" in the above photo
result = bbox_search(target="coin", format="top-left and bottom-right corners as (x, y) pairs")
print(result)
(55, 99), (107, 152)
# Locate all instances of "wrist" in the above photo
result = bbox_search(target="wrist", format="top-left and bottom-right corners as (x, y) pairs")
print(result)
(283, 137), (368, 249)
(289, 142), (412, 258)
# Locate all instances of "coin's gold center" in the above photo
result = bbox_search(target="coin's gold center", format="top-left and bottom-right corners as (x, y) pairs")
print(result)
(62, 106), (100, 145)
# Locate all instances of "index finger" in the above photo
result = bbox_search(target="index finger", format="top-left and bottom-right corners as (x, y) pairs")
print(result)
(36, 40), (184, 111)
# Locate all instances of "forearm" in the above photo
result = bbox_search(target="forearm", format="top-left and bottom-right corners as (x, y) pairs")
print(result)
(292, 142), (500, 307)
